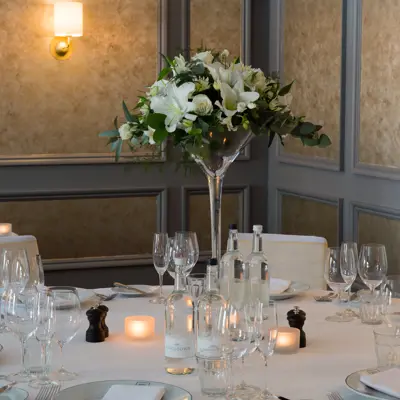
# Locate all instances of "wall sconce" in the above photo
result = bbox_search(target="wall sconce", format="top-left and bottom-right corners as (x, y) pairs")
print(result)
(50, 2), (83, 60)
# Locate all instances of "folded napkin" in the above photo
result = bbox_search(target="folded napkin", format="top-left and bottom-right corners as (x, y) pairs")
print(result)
(271, 278), (291, 295)
(102, 385), (165, 400)
(360, 368), (400, 398)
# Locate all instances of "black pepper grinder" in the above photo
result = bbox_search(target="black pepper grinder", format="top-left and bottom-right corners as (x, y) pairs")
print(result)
(97, 304), (109, 338)
(86, 307), (106, 343)
(287, 306), (306, 348)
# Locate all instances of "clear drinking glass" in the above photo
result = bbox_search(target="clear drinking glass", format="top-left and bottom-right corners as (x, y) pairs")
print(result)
(340, 243), (358, 317)
(150, 233), (170, 304)
(253, 301), (278, 400)
(359, 290), (386, 325)
(359, 244), (388, 293)
(374, 326), (400, 368)
(324, 247), (355, 322)
(1, 248), (30, 291)
(50, 287), (82, 381)
(30, 255), (45, 291)
(29, 291), (57, 387)
(340, 242), (358, 300)
(197, 355), (231, 397)
(170, 232), (198, 278)
(4, 286), (39, 382)
(187, 273), (206, 309)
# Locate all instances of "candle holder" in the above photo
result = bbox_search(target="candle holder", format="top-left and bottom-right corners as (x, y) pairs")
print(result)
(273, 327), (300, 354)
(125, 316), (155, 340)
(0, 223), (12, 236)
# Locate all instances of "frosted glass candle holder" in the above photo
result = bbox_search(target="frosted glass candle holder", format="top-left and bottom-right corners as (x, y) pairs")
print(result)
(273, 327), (300, 354)
(125, 316), (155, 340)
(0, 223), (12, 236)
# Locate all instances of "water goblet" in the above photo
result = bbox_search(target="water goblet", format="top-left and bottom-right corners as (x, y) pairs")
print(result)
(150, 233), (170, 304)
(359, 244), (388, 293)
(1, 248), (30, 291)
(50, 287), (82, 381)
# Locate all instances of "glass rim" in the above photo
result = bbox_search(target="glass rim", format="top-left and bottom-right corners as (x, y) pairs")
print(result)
(373, 326), (400, 336)
(187, 273), (206, 278)
(195, 354), (229, 361)
(360, 243), (386, 248)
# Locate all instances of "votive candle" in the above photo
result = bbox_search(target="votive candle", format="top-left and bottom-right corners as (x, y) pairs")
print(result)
(125, 316), (155, 340)
(273, 327), (300, 354)
(0, 223), (12, 236)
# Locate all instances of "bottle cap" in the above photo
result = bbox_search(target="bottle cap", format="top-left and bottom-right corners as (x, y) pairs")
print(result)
(229, 223), (238, 230)
(253, 224), (263, 233)
(209, 258), (218, 266)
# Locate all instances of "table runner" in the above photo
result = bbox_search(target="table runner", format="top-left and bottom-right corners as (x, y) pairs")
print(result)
(0, 289), (385, 399)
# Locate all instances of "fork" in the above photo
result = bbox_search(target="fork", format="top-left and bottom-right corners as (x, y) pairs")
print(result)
(327, 391), (343, 400)
(95, 292), (117, 302)
(35, 384), (60, 400)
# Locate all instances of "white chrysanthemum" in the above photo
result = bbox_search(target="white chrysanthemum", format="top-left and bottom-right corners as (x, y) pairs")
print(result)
(140, 103), (150, 116)
(119, 123), (133, 140)
(173, 54), (189, 74)
(192, 94), (213, 116)
(192, 51), (213, 65)
(143, 127), (156, 145)
(195, 77), (210, 92)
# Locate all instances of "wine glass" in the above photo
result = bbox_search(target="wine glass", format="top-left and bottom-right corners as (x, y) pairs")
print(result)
(187, 273), (206, 308)
(171, 232), (198, 277)
(253, 300), (278, 399)
(30, 254), (45, 291)
(340, 242), (358, 300)
(29, 291), (57, 388)
(150, 233), (170, 304)
(4, 286), (39, 382)
(1, 248), (30, 291)
(340, 243), (358, 317)
(324, 247), (354, 322)
(50, 287), (82, 381)
(359, 244), (388, 293)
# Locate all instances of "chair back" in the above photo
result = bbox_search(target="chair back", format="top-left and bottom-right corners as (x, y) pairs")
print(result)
(236, 233), (327, 289)
(0, 235), (40, 285)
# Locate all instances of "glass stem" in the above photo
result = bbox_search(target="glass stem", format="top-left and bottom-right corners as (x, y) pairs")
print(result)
(207, 174), (223, 264)
(40, 340), (49, 378)
(240, 356), (246, 386)
(158, 273), (164, 298)
(20, 338), (28, 373)
(59, 342), (65, 371)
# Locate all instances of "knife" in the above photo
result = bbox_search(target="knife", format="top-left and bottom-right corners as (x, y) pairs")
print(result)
(113, 282), (149, 295)
(278, 397), (290, 400)
(0, 382), (16, 394)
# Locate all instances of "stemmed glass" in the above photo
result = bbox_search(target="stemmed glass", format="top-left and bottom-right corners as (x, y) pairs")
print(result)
(254, 301), (278, 400)
(1, 248), (30, 291)
(50, 287), (82, 381)
(359, 244), (388, 293)
(150, 233), (170, 304)
(170, 232), (199, 278)
(324, 247), (356, 322)
(4, 286), (39, 382)
(31, 254), (45, 291)
(29, 291), (57, 388)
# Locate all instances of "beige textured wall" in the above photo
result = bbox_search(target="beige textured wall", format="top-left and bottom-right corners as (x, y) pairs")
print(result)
(190, 0), (241, 56)
(359, 0), (400, 167)
(188, 192), (240, 251)
(283, 0), (341, 160)
(358, 212), (400, 274)
(281, 195), (338, 247)
(0, 0), (157, 156)
(0, 196), (157, 259)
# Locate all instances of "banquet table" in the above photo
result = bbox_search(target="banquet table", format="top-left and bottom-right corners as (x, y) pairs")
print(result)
(0, 288), (395, 400)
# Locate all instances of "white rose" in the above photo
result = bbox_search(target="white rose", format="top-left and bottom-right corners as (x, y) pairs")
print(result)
(220, 49), (230, 59)
(192, 51), (214, 64)
(119, 123), (133, 140)
(253, 69), (267, 92)
(143, 127), (156, 145)
(192, 94), (213, 116)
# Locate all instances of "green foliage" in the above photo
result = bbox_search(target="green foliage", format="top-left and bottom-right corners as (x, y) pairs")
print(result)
(99, 130), (119, 138)
(278, 81), (294, 96)
(122, 101), (133, 123)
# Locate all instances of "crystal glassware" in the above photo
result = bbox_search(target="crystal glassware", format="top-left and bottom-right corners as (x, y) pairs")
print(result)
(30, 254), (45, 291)
(254, 300), (278, 400)
(50, 287), (82, 381)
(29, 291), (57, 388)
(1, 248), (30, 291)
(187, 273), (206, 309)
(359, 244), (388, 293)
(197, 354), (231, 397)
(359, 290), (386, 325)
(150, 233), (170, 304)
(374, 326), (400, 368)
(324, 247), (355, 322)
(170, 232), (199, 279)
(165, 264), (195, 376)
(4, 286), (39, 382)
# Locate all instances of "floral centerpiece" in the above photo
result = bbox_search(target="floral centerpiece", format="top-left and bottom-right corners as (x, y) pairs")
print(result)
(99, 49), (330, 263)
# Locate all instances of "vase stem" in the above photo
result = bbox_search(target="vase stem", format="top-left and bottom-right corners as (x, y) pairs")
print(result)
(207, 174), (223, 265)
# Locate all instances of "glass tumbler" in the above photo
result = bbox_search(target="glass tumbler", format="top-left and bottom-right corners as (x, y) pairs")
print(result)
(374, 327), (400, 368)
(197, 355), (231, 396)
(359, 291), (386, 325)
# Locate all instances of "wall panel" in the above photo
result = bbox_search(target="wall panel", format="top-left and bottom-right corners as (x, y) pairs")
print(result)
(282, 0), (341, 161)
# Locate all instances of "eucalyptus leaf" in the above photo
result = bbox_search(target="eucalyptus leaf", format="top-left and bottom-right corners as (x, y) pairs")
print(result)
(113, 116), (119, 130)
(197, 118), (209, 133)
(147, 113), (166, 130)
(107, 136), (119, 145)
(99, 130), (119, 138)
(299, 122), (316, 136)
(318, 134), (332, 148)
(158, 66), (171, 81)
(122, 101), (133, 123)
(115, 139), (123, 161)
(111, 139), (120, 151)
(278, 81), (294, 96)
(268, 131), (276, 148)
(301, 137), (319, 147)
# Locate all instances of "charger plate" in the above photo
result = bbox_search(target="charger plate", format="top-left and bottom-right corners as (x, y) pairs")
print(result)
(270, 281), (310, 300)
(345, 368), (398, 399)
(0, 388), (28, 400)
(54, 379), (192, 400)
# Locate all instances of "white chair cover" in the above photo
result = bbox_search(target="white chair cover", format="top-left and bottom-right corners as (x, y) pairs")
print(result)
(0, 235), (40, 284)
(236, 233), (327, 289)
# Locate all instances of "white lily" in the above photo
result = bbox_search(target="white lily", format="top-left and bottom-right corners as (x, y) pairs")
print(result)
(173, 55), (189, 74)
(192, 51), (213, 65)
(215, 79), (260, 117)
(148, 80), (169, 97)
(143, 127), (156, 145)
(150, 82), (196, 132)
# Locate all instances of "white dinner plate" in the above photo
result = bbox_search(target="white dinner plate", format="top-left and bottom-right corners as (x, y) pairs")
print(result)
(270, 281), (310, 300)
(54, 379), (192, 400)
(0, 388), (29, 400)
(345, 368), (398, 399)
(111, 285), (158, 297)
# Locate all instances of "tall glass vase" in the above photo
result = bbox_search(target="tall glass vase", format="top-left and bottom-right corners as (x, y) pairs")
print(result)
(188, 130), (254, 269)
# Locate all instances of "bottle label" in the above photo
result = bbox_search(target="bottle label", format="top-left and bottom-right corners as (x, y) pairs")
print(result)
(197, 336), (222, 357)
(165, 335), (194, 358)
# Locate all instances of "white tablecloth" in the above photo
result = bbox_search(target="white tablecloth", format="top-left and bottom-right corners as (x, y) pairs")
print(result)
(0, 289), (393, 399)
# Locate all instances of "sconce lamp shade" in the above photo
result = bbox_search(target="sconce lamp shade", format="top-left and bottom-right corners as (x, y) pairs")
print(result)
(54, 2), (83, 37)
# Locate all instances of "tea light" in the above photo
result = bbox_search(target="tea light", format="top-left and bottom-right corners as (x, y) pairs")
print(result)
(273, 327), (300, 354)
(125, 316), (155, 340)
(187, 315), (193, 332)
(0, 223), (12, 236)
